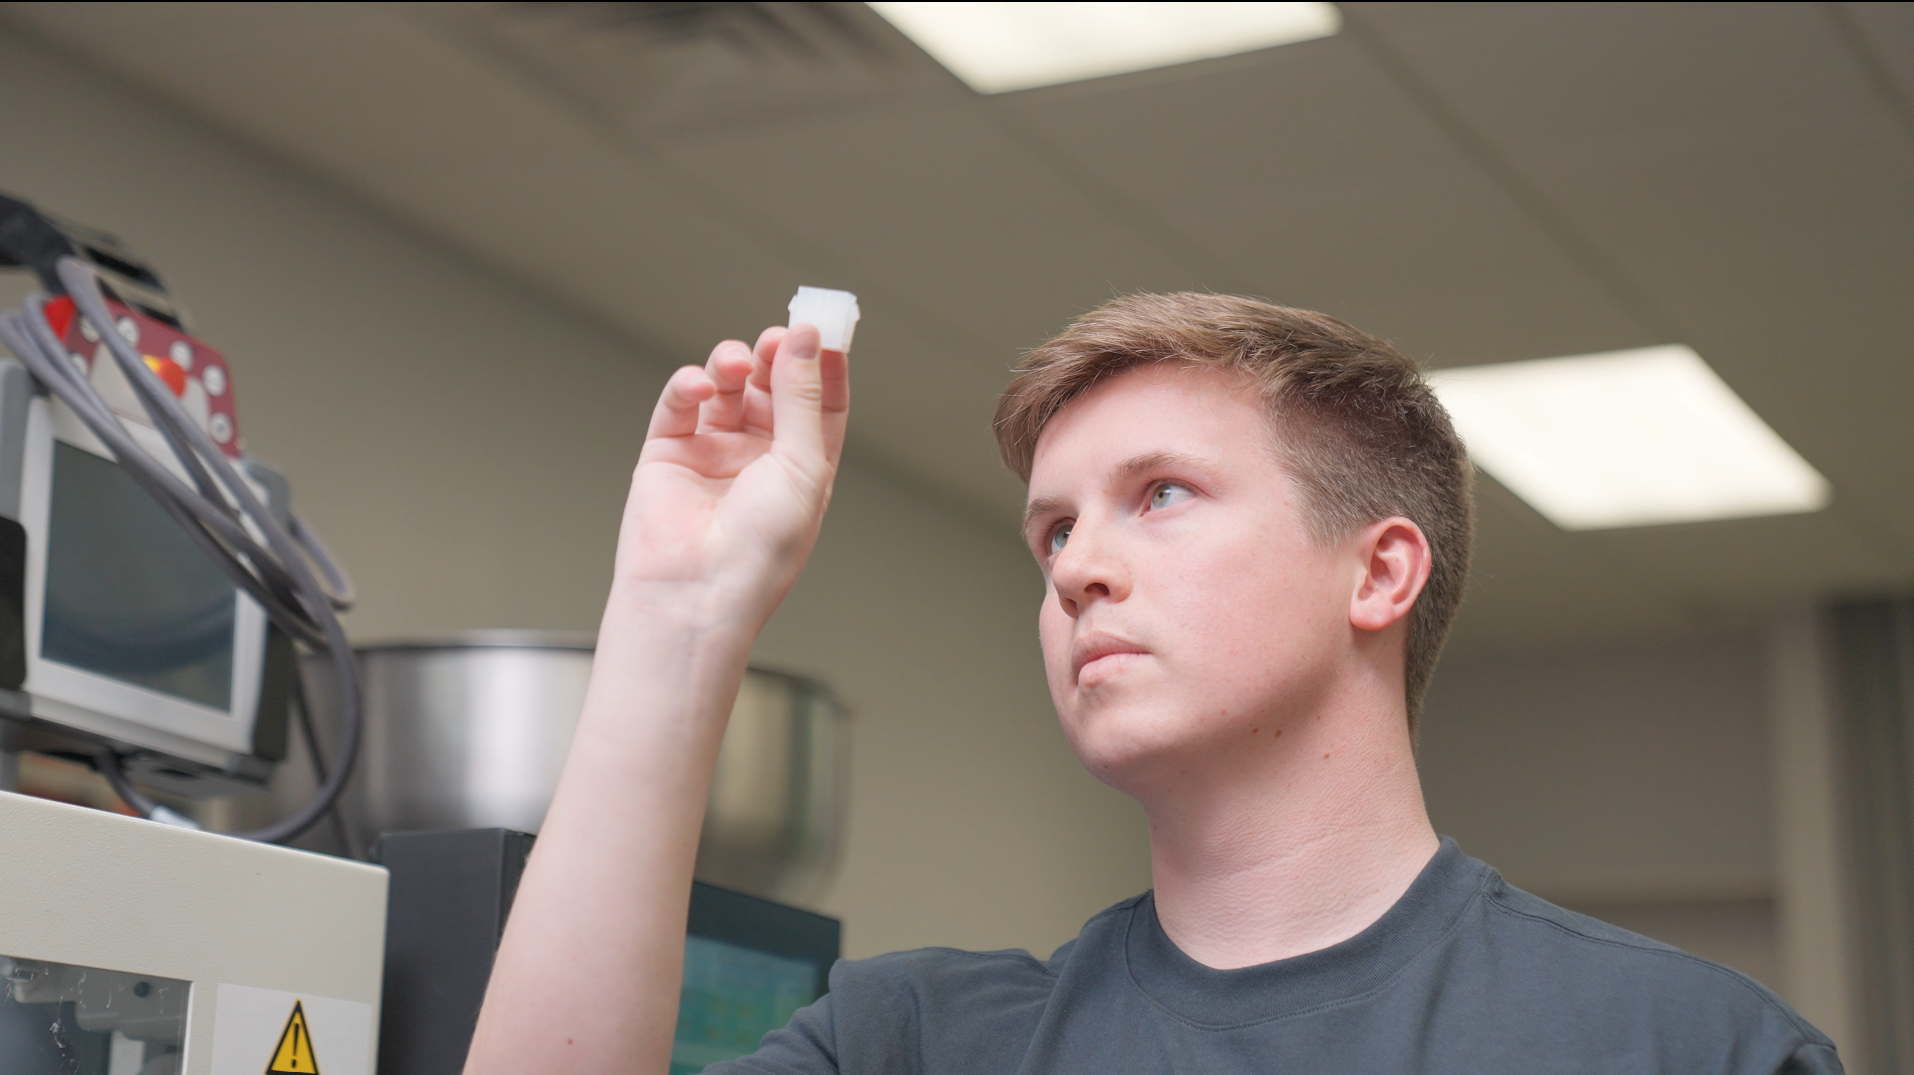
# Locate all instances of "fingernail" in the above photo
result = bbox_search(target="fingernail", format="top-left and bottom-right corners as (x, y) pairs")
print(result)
(789, 329), (820, 361)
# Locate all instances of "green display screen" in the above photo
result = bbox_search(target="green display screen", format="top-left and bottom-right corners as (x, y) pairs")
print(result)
(671, 934), (821, 1074)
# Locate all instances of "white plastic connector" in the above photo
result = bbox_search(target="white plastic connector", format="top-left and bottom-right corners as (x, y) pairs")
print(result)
(787, 287), (861, 353)
(147, 805), (202, 829)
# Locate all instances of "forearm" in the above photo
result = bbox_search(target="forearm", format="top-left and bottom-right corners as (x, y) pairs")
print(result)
(464, 580), (762, 1074)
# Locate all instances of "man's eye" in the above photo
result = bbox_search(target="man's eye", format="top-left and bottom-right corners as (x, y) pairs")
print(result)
(1149, 482), (1192, 510)
(1049, 522), (1072, 555)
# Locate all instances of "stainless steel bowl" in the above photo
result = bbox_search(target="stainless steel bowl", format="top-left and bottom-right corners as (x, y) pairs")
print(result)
(285, 632), (849, 903)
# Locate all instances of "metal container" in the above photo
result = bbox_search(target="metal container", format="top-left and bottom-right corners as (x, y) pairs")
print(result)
(286, 632), (849, 904)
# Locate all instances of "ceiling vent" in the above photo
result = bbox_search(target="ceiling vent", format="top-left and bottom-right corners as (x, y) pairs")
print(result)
(432, 2), (947, 140)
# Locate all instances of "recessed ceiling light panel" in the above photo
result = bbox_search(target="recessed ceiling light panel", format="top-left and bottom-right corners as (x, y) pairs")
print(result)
(866, 2), (1341, 94)
(1428, 345), (1830, 530)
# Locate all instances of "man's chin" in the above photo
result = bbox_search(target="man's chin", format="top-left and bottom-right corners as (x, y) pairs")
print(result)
(1059, 704), (1208, 789)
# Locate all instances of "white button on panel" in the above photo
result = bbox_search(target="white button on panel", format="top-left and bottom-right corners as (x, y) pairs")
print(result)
(208, 412), (232, 444)
(169, 340), (193, 369)
(79, 318), (99, 342)
(202, 365), (226, 397)
(116, 317), (139, 345)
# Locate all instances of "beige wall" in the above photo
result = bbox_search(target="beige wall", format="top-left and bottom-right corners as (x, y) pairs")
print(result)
(0, 25), (1149, 959)
(1420, 631), (1774, 901)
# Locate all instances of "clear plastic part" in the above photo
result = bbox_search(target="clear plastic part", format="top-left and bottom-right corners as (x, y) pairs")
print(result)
(786, 287), (860, 353)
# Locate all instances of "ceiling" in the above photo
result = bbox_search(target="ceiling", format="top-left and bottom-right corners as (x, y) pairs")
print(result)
(4, 1), (1911, 655)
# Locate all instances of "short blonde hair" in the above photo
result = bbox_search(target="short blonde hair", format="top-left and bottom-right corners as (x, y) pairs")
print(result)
(994, 293), (1473, 726)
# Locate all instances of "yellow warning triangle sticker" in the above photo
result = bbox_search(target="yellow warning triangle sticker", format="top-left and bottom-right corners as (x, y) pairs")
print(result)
(266, 999), (321, 1074)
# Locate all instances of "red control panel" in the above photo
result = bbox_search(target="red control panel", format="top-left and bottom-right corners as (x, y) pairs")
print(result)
(40, 294), (242, 457)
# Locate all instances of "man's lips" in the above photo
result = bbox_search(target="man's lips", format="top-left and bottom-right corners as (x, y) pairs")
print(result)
(1071, 632), (1150, 683)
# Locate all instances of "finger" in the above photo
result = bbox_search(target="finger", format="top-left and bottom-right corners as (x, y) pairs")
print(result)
(818, 345), (850, 465)
(769, 324), (826, 465)
(646, 365), (716, 441)
(700, 340), (753, 432)
(741, 326), (786, 435)
(750, 326), (787, 393)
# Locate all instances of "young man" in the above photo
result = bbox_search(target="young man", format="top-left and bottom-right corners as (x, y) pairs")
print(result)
(467, 294), (1839, 1074)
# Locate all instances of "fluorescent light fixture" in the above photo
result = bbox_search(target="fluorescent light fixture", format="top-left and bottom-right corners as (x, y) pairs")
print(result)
(866, 2), (1341, 94)
(1428, 345), (1829, 530)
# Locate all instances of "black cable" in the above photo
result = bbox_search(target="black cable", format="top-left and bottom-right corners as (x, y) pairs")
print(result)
(3, 259), (362, 844)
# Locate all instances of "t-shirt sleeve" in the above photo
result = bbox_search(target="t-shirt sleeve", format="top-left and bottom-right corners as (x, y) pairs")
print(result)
(691, 946), (1052, 1075)
(1774, 1041), (1846, 1075)
(699, 992), (843, 1075)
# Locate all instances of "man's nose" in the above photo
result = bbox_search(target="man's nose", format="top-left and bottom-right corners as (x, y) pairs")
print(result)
(1051, 522), (1128, 614)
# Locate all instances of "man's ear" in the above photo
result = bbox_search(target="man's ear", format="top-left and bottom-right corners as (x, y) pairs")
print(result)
(1350, 517), (1432, 633)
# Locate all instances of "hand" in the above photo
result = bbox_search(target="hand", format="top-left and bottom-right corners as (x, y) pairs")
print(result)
(616, 323), (849, 630)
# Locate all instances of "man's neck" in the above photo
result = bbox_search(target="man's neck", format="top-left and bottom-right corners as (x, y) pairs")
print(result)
(1141, 689), (1438, 971)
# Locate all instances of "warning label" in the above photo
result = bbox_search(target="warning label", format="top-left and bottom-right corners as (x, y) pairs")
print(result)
(268, 1000), (321, 1073)
(210, 984), (371, 1075)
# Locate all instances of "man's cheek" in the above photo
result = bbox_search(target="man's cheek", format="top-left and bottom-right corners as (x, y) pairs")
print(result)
(1037, 609), (1071, 682)
(1041, 623), (1071, 688)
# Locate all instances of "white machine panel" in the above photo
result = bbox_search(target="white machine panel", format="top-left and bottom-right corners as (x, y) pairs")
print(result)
(0, 792), (387, 1074)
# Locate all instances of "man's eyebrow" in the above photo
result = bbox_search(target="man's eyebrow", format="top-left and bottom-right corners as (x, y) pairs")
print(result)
(1114, 450), (1208, 482)
(1022, 495), (1066, 534)
(1021, 451), (1210, 532)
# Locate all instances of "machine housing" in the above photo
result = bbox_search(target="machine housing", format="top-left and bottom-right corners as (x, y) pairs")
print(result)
(0, 790), (387, 1074)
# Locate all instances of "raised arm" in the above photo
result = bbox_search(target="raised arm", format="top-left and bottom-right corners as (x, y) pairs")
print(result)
(464, 322), (848, 1074)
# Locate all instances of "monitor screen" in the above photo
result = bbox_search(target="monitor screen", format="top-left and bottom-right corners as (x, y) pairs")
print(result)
(41, 441), (235, 709)
(672, 935), (822, 1073)
(670, 881), (840, 1073)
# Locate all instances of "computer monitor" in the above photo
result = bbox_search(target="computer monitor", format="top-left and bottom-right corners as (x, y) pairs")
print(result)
(0, 340), (293, 787)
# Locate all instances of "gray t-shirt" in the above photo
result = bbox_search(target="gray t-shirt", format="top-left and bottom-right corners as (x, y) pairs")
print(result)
(715, 839), (1840, 1074)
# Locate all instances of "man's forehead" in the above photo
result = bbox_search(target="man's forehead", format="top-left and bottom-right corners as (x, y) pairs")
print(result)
(1030, 368), (1267, 467)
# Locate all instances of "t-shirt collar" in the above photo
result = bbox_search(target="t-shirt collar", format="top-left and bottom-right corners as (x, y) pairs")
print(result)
(1124, 836), (1486, 1027)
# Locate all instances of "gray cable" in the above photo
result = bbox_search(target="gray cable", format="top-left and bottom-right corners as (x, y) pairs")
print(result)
(292, 671), (359, 858)
(0, 258), (362, 845)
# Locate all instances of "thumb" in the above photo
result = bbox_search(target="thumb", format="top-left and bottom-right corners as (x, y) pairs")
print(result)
(770, 323), (826, 466)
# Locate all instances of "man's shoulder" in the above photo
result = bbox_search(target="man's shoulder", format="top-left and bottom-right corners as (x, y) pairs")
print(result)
(1478, 878), (1779, 994)
(1462, 872), (1831, 1050)
(834, 944), (1056, 991)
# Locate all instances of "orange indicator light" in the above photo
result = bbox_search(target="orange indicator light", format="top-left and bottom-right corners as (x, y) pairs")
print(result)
(142, 354), (188, 396)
